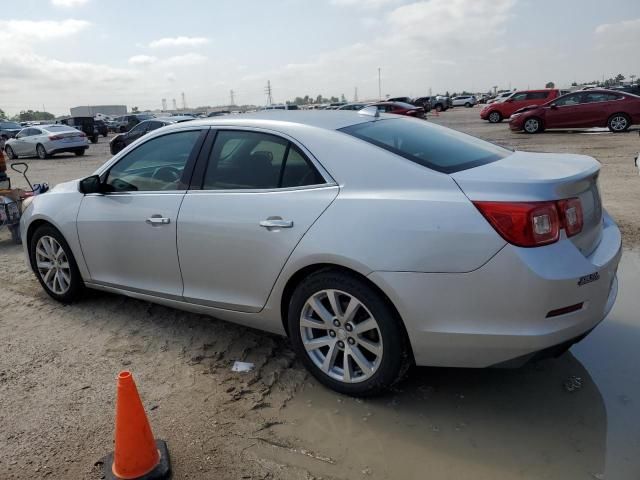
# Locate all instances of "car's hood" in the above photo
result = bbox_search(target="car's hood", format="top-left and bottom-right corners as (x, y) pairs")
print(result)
(49, 179), (80, 193)
(512, 105), (540, 115)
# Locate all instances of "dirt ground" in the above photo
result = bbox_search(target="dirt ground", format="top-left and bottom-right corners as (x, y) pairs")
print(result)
(1, 108), (639, 479)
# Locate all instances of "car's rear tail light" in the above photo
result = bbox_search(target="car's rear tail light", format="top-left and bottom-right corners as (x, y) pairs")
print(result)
(474, 198), (584, 247)
(48, 135), (62, 140)
(474, 201), (560, 247)
(558, 198), (583, 237)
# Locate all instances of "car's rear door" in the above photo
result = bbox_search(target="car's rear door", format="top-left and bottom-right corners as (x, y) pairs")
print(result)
(76, 128), (206, 297)
(177, 128), (338, 312)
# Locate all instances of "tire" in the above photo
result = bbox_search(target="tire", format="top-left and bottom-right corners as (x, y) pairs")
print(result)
(435, 104), (443, 112)
(287, 269), (410, 396)
(488, 111), (502, 123)
(5, 145), (17, 159)
(36, 143), (49, 159)
(607, 113), (630, 133)
(29, 224), (85, 303)
(91, 135), (98, 144)
(523, 117), (544, 134)
(465, 102), (471, 108)
(74, 149), (85, 156)
(9, 224), (21, 244)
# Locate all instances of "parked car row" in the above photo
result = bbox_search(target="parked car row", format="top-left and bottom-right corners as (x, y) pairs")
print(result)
(479, 87), (640, 133)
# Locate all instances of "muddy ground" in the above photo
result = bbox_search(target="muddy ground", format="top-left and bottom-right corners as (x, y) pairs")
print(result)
(1, 107), (639, 479)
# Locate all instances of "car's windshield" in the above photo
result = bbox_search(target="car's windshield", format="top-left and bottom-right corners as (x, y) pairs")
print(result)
(0, 122), (21, 129)
(340, 118), (511, 173)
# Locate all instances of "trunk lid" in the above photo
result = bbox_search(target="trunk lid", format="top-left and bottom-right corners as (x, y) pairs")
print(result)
(452, 151), (603, 256)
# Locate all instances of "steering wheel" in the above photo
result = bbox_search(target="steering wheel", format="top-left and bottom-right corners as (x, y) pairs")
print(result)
(153, 166), (181, 183)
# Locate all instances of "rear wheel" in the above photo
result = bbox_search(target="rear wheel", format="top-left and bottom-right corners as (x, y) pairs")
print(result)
(30, 224), (84, 303)
(74, 149), (85, 156)
(465, 102), (471, 108)
(435, 104), (443, 112)
(523, 117), (544, 134)
(5, 145), (17, 159)
(288, 270), (410, 396)
(608, 113), (630, 133)
(36, 143), (49, 159)
(488, 111), (502, 123)
(91, 135), (98, 144)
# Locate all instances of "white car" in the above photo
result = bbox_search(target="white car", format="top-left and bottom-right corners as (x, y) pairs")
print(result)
(5, 125), (89, 159)
(452, 95), (477, 107)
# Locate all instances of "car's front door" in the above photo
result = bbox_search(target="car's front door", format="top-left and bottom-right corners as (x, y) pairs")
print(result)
(76, 129), (206, 297)
(543, 92), (585, 128)
(177, 129), (338, 312)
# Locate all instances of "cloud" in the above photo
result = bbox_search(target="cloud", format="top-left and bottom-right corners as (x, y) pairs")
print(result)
(51, 0), (89, 7)
(162, 53), (208, 66)
(0, 19), (91, 42)
(595, 18), (640, 50)
(149, 36), (210, 48)
(331, 0), (399, 8)
(128, 55), (157, 66)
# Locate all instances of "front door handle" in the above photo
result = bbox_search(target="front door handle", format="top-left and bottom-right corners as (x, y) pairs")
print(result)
(146, 216), (170, 225)
(260, 217), (293, 229)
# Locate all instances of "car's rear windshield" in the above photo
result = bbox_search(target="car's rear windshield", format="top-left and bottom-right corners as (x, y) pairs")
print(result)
(136, 114), (154, 120)
(340, 118), (511, 174)
(46, 125), (76, 131)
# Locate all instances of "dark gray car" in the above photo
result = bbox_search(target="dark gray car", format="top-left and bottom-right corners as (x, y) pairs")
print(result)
(0, 121), (23, 140)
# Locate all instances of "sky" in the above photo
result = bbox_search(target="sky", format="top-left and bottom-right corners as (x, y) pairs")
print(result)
(0, 0), (639, 116)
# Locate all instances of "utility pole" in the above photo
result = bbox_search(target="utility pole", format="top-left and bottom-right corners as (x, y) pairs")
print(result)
(229, 89), (235, 106)
(354, 87), (358, 102)
(181, 92), (186, 110)
(172, 98), (177, 110)
(265, 80), (273, 106)
(378, 67), (382, 100)
(161, 98), (167, 111)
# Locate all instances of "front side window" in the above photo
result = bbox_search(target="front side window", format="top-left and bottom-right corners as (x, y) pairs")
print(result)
(202, 130), (324, 190)
(340, 118), (511, 174)
(106, 130), (201, 192)
(554, 93), (582, 106)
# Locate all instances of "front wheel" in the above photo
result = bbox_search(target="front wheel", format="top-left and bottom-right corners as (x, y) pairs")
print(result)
(288, 270), (410, 396)
(30, 224), (85, 303)
(74, 149), (86, 156)
(523, 117), (544, 134)
(608, 113), (630, 133)
(465, 102), (471, 108)
(488, 111), (502, 123)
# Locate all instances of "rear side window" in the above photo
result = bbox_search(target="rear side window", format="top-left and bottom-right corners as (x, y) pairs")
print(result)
(340, 119), (510, 174)
(584, 92), (621, 103)
(203, 130), (324, 189)
(526, 92), (550, 100)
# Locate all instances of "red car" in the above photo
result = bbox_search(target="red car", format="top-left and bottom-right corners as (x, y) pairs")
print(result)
(480, 89), (561, 123)
(369, 102), (425, 118)
(509, 89), (640, 134)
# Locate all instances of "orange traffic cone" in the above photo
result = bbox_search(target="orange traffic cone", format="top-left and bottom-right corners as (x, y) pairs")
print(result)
(101, 371), (171, 480)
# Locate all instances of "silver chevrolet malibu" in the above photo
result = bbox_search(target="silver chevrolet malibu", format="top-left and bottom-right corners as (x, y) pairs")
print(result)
(20, 110), (621, 396)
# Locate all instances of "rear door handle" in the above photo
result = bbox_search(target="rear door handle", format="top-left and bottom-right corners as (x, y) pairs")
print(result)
(260, 218), (293, 229)
(146, 216), (170, 225)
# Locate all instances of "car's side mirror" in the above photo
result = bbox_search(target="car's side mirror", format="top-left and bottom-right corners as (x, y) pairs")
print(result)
(79, 175), (103, 194)
(550, 103), (558, 109)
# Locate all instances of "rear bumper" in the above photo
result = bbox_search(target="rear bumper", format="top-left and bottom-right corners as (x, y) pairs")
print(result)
(369, 212), (622, 367)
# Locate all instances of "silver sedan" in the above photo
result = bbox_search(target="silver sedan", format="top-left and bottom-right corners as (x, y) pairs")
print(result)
(5, 125), (89, 159)
(19, 111), (621, 396)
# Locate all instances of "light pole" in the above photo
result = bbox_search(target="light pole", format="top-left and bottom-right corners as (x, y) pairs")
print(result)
(378, 67), (382, 101)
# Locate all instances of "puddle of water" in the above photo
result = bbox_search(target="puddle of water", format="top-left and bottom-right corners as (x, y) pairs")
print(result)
(260, 251), (640, 479)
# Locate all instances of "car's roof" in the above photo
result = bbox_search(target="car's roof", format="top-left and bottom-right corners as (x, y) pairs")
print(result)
(174, 110), (389, 131)
(153, 116), (194, 123)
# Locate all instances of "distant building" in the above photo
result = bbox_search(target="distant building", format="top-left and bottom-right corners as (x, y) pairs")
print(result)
(70, 105), (127, 117)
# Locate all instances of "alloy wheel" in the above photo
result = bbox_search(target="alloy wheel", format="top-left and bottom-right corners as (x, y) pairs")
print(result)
(489, 112), (500, 123)
(610, 116), (628, 132)
(300, 289), (383, 383)
(35, 235), (71, 295)
(524, 118), (540, 133)
(37, 144), (47, 159)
